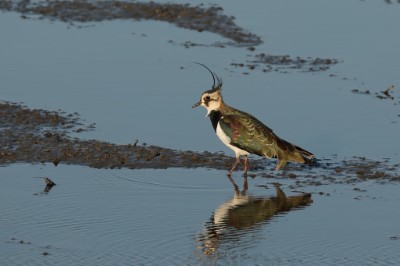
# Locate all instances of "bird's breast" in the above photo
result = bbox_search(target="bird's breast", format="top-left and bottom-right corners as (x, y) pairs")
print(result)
(208, 110), (222, 131)
(216, 121), (249, 156)
(216, 121), (232, 146)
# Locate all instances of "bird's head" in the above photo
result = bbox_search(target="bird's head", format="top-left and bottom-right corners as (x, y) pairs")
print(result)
(192, 63), (223, 116)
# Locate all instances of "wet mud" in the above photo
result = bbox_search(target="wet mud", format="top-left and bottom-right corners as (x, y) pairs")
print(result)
(1, 102), (399, 185)
(0, 101), (254, 170)
(0, 0), (339, 72)
(0, 0), (261, 45)
(232, 53), (339, 74)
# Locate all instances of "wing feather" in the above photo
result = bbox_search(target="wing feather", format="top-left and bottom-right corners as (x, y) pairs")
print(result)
(218, 114), (280, 158)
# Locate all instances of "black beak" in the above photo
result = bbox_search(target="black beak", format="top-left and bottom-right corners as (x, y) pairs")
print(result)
(192, 101), (201, 108)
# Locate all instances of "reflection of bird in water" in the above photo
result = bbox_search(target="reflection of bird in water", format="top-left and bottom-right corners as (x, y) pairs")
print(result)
(196, 185), (312, 256)
(192, 63), (315, 176)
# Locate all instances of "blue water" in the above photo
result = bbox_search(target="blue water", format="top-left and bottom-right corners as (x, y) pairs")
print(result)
(1, 0), (400, 265)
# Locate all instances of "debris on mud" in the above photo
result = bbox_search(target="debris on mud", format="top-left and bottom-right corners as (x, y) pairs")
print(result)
(379, 85), (395, 100)
(352, 85), (400, 123)
(6, 238), (32, 245)
(1, 101), (399, 186)
(168, 40), (227, 49)
(351, 89), (371, 95)
(33, 177), (57, 195)
(0, 0), (262, 46)
(43, 177), (56, 187)
(352, 85), (400, 117)
(352, 85), (397, 100)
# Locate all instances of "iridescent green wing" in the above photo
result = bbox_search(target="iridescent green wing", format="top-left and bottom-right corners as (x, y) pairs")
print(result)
(219, 114), (280, 158)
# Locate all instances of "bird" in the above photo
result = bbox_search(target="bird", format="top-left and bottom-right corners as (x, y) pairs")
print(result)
(192, 63), (315, 176)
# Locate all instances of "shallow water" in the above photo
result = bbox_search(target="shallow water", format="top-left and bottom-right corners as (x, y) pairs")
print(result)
(1, 164), (400, 265)
(1, 0), (400, 265)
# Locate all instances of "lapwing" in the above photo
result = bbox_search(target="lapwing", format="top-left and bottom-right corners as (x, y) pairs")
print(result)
(192, 63), (315, 176)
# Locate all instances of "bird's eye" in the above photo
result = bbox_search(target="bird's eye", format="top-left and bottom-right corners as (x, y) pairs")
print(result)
(205, 96), (211, 101)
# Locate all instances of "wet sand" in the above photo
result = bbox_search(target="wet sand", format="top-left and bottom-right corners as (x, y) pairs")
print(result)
(1, 101), (399, 185)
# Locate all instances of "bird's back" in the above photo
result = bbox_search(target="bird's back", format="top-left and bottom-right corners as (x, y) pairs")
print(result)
(218, 104), (314, 169)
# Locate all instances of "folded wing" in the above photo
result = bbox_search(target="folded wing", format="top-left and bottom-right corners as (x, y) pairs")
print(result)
(218, 113), (312, 169)
(218, 114), (281, 158)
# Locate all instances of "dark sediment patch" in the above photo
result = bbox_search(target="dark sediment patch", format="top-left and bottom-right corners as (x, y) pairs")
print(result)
(1, 101), (399, 186)
(1, 0), (262, 46)
(231, 53), (339, 73)
(351, 89), (371, 95)
(383, 0), (400, 4)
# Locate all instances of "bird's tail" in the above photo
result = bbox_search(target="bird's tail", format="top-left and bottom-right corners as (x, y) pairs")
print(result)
(275, 138), (316, 169)
(294, 145), (315, 165)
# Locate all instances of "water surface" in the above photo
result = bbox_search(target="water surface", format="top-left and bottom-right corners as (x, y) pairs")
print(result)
(1, 164), (400, 265)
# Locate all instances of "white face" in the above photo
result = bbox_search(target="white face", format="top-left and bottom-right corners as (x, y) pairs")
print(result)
(195, 90), (222, 116)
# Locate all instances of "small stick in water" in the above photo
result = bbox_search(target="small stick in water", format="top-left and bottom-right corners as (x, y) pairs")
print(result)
(383, 85), (394, 99)
(44, 177), (56, 187)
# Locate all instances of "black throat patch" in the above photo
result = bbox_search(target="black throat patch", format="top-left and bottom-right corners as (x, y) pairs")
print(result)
(208, 110), (222, 131)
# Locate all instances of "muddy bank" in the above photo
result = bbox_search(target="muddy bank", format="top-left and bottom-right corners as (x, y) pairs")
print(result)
(1, 101), (399, 185)
(0, 101), (259, 170)
(0, 0), (261, 46)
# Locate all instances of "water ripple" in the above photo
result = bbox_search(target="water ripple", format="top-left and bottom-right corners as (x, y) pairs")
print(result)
(1, 165), (400, 265)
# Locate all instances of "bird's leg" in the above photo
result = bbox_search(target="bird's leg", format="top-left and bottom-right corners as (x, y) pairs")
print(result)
(275, 159), (287, 171)
(243, 155), (249, 177)
(243, 174), (248, 193)
(227, 156), (241, 176)
(227, 175), (239, 192)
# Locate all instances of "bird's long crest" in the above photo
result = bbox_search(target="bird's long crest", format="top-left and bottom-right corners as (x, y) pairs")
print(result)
(194, 62), (223, 90)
